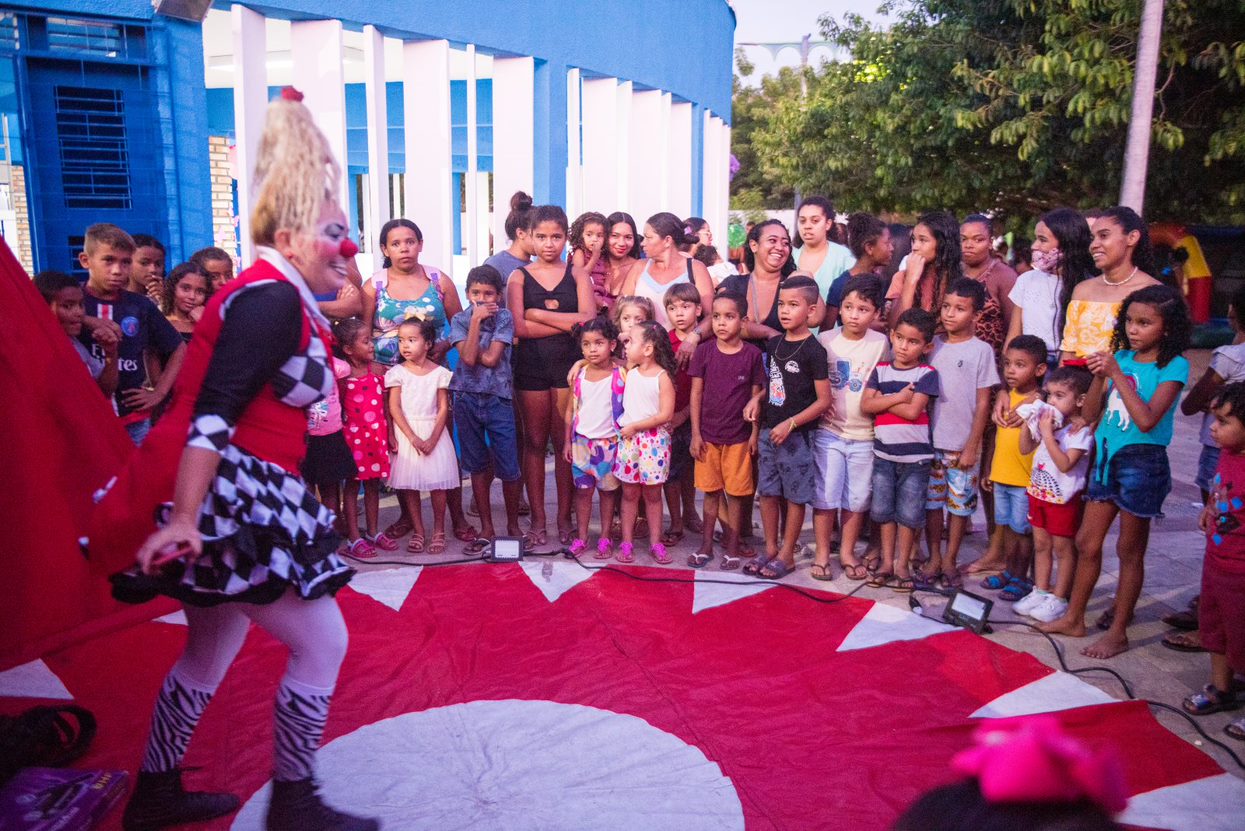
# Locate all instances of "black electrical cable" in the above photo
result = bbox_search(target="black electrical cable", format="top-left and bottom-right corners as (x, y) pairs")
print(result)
(913, 588), (1245, 771)
(562, 549), (873, 604)
(344, 555), (1244, 769)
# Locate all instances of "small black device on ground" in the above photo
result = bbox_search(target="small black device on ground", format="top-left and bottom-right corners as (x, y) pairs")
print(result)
(942, 588), (993, 634)
(485, 537), (523, 563)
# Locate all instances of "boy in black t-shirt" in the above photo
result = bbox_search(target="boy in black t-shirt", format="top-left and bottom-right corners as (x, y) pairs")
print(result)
(742, 275), (831, 579)
(78, 223), (185, 445)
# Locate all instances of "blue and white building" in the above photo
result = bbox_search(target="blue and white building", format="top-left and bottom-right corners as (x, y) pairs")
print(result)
(0, 1), (735, 277)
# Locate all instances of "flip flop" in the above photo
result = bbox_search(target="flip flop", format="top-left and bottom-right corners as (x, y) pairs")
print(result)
(1226, 718), (1245, 741)
(687, 551), (713, 569)
(660, 529), (685, 546)
(867, 571), (894, 588)
(979, 571), (1014, 591)
(759, 558), (793, 580)
(719, 552), (742, 571)
(840, 562), (869, 581)
(453, 525), (479, 543)
(465, 538), (491, 555)
(742, 554), (773, 576)
(1161, 630), (1205, 653)
(810, 563), (834, 582)
(888, 574), (916, 593)
(523, 527), (548, 550)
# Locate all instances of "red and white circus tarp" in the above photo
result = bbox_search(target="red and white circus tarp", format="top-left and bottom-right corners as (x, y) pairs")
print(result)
(2, 561), (1240, 830)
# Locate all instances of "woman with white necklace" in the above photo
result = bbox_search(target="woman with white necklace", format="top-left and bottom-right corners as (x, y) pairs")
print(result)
(1059, 207), (1161, 364)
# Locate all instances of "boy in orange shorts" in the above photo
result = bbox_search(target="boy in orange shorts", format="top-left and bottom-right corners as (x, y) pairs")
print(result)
(689, 291), (765, 569)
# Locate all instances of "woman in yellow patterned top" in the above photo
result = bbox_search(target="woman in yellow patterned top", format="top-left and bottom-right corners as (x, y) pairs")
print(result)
(1059, 208), (1160, 363)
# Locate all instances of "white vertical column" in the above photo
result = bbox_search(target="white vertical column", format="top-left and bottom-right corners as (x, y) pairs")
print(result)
(701, 110), (720, 235)
(493, 57), (535, 249)
(657, 92), (672, 209)
(704, 115), (729, 250)
(403, 39), (453, 271)
(615, 80), (632, 213)
(667, 100), (692, 219)
(391, 174), (403, 217)
(718, 120), (732, 246)
(580, 77), (618, 215)
(290, 20), (348, 217)
(362, 25), (389, 272)
(628, 89), (664, 226)
(464, 44), (478, 266)
(564, 67), (581, 220)
(231, 4), (266, 266)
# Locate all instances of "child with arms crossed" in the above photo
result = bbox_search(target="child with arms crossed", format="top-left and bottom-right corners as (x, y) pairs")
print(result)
(862, 308), (940, 591)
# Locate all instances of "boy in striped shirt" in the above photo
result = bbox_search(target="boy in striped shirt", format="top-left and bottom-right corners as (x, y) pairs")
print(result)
(862, 307), (940, 590)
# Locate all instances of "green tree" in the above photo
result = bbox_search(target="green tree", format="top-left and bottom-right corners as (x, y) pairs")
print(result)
(739, 0), (1245, 225)
(730, 49), (798, 211)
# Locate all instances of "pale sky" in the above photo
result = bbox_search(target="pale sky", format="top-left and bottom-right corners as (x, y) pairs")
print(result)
(730, 0), (889, 82)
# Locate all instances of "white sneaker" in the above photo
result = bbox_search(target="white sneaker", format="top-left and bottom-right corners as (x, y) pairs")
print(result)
(1013, 589), (1049, 617)
(1029, 594), (1070, 623)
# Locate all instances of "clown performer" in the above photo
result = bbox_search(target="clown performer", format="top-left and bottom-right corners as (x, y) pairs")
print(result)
(90, 88), (378, 831)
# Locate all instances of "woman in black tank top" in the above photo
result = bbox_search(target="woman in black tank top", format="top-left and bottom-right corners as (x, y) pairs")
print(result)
(506, 206), (596, 547)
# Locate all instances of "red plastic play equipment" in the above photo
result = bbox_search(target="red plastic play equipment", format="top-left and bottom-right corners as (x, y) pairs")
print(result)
(1151, 223), (1213, 323)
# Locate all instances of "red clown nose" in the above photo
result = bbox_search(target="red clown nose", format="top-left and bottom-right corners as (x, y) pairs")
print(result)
(339, 238), (359, 258)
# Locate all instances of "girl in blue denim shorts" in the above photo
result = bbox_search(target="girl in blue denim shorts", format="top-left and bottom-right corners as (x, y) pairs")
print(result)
(1039, 279), (1191, 661)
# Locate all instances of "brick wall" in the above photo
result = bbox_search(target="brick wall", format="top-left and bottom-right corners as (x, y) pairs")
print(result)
(10, 165), (33, 274)
(208, 135), (237, 262)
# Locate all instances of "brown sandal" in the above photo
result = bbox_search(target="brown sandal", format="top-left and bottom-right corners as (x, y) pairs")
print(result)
(406, 532), (425, 554)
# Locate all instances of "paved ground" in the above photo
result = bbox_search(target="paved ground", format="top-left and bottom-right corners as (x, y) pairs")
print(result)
(356, 348), (1245, 780)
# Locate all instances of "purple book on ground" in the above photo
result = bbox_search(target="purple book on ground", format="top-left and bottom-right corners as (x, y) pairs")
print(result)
(0, 768), (127, 831)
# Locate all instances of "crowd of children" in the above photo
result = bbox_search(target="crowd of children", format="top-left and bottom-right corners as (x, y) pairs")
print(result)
(36, 201), (1245, 744)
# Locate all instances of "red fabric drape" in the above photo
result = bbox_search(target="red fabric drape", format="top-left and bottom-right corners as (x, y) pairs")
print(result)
(0, 239), (172, 670)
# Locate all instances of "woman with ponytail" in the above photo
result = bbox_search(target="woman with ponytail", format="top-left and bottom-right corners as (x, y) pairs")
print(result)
(483, 190), (535, 295)
(96, 89), (377, 830)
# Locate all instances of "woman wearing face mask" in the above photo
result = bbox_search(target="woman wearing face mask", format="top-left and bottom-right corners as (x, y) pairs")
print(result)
(91, 89), (376, 831)
(1006, 208), (1096, 364)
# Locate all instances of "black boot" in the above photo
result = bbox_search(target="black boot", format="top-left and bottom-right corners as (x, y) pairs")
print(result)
(121, 768), (241, 831)
(266, 778), (379, 831)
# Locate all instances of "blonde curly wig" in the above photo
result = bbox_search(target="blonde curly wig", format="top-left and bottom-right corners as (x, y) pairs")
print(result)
(249, 92), (341, 246)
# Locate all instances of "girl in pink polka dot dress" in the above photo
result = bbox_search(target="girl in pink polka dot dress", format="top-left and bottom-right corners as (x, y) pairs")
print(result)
(336, 318), (395, 556)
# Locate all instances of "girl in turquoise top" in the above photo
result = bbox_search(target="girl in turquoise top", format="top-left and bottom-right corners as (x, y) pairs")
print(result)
(1041, 282), (1191, 661)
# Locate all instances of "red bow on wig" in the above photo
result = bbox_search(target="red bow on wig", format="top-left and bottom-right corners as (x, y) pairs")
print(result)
(281, 86), (304, 102)
(951, 717), (1128, 814)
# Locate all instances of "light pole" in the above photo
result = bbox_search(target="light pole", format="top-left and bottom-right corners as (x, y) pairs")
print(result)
(1120, 0), (1166, 213)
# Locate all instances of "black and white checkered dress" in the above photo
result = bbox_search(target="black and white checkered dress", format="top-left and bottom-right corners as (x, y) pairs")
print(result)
(111, 279), (354, 607)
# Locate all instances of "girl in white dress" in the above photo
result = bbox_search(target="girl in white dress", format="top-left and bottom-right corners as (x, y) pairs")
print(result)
(385, 318), (459, 554)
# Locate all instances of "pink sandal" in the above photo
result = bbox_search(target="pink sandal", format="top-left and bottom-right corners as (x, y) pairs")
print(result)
(369, 532), (398, 552)
(346, 538), (377, 559)
(650, 543), (672, 565)
(594, 538), (614, 560)
(617, 542), (635, 564)
(567, 538), (588, 556)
